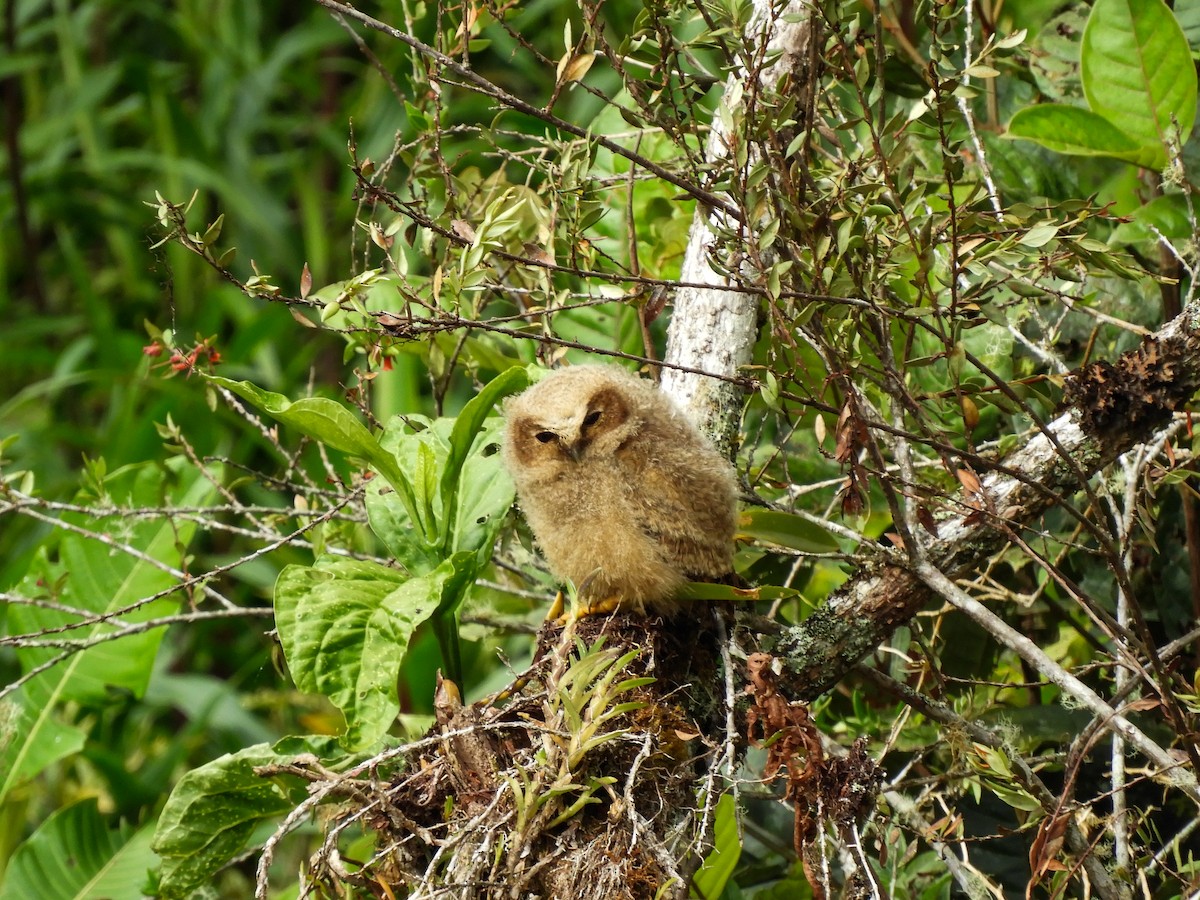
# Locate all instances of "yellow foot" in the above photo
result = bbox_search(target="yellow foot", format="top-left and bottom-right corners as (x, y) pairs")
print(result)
(550, 594), (624, 625)
(547, 591), (566, 622)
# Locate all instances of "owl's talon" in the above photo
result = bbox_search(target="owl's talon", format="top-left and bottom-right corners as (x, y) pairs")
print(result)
(547, 591), (566, 622)
(583, 595), (623, 617)
(552, 594), (623, 625)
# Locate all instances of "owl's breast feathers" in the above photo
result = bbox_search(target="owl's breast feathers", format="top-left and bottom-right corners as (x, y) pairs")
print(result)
(539, 431), (734, 604)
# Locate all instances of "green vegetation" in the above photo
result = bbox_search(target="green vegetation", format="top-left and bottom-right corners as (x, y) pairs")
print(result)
(3, 0), (1200, 896)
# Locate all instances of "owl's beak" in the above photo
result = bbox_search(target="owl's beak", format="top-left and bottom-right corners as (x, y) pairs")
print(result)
(566, 442), (583, 463)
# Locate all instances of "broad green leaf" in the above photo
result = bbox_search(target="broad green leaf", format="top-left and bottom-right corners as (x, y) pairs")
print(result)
(368, 413), (445, 572)
(0, 696), (85, 807)
(0, 799), (156, 900)
(1080, 0), (1196, 168)
(1, 459), (217, 802)
(438, 365), (528, 553)
(206, 375), (424, 537)
(1006, 105), (1143, 161)
(152, 736), (340, 900)
(1111, 193), (1192, 243)
(275, 556), (455, 749)
(357, 371), (522, 686)
(369, 413), (517, 571)
(452, 418), (516, 568)
(690, 794), (741, 899)
(737, 508), (839, 553)
(365, 473), (442, 575)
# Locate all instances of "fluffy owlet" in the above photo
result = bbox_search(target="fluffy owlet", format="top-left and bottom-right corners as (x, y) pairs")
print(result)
(502, 365), (738, 616)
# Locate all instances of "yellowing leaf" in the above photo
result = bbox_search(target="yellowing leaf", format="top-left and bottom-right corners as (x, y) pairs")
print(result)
(560, 52), (596, 83)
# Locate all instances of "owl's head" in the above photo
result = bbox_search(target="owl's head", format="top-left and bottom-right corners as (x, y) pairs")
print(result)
(502, 366), (647, 477)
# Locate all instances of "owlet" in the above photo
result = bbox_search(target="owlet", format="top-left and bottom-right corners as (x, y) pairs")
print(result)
(502, 365), (738, 616)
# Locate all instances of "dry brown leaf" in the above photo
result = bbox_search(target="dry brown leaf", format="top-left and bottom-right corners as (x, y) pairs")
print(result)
(300, 262), (313, 300)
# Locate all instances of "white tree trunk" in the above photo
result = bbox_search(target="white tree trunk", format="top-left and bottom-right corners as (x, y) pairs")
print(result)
(662, 1), (811, 452)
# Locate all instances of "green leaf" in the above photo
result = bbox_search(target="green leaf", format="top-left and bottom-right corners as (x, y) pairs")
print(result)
(274, 556), (460, 749)
(0, 799), (156, 900)
(0, 699), (85, 802)
(1, 459), (217, 802)
(1006, 105), (1143, 161)
(1017, 222), (1060, 248)
(370, 409), (517, 568)
(1111, 193), (1193, 244)
(365, 368), (524, 575)
(152, 737), (340, 900)
(439, 366), (528, 554)
(206, 375), (424, 538)
(440, 366), (528, 506)
(988, 781), (1044, 812)
(1080, 0), (1196, 167)
(675, 582), (802, 603)
(737, 508), (839, 553)
(358, 371), (523, 686)
(690, 794), (741, 899)
(367, 414), (445, 573)
(451, 418), (516, 568)
(365, 472), (442, 575)
(429, 552), (485, 685)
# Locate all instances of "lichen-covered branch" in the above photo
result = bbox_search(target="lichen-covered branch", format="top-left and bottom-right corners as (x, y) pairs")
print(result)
(769, 320), (1200, 728)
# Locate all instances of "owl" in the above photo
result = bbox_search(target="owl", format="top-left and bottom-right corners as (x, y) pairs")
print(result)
(502, 364), (738, 617)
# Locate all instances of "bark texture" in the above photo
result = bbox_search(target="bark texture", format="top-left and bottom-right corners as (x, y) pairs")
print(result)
(660, 0), (811, 449)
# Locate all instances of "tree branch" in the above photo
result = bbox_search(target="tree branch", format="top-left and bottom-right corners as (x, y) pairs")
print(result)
(767, 320), (1200, 798)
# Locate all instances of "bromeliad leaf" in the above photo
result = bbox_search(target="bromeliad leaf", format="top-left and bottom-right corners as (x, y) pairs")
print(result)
(675, 581), (802, 603)
(738, 508), (840, 554)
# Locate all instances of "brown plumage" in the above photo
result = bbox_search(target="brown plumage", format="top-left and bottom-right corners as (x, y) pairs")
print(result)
(502, 365), (738, 616)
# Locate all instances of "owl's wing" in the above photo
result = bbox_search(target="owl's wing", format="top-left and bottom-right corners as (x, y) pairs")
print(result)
(627, 462), (735, 580)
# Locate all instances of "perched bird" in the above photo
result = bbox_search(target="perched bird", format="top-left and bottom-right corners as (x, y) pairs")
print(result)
(501, 365), (738, 617)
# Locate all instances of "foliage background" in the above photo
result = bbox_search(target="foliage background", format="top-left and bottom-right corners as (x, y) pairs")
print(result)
(2, 0), (1200, 896)
(0, 3), (429, 893)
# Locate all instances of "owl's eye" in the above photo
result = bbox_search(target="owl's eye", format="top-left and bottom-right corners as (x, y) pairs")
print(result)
(535, 431), (557, 444)
(583, 410), (602, 427)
